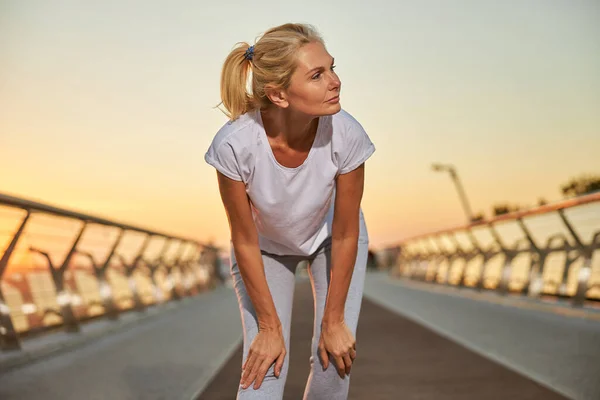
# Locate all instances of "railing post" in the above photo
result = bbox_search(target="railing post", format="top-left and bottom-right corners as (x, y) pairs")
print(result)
(78, 249), (120, 321)
(145, 262), (163, 303)
(143, 237), (172, 303)
(116, 235), (152, 312)
(466, 229), (483, 289)
(74, 228), (123, 320)
(466, 228), (496, 291)
(0, 289), (20, 351)
(126, 257), (146, 312)
(427, 242), (446, 284)
(448, 234), (471, 287)
(488, 223), (516, 295)
(515, 218), (546, 298)
(418, 253), (431, 282)
(30, 221), (89, 333)
(29, 248), (80, 334)
(573, 232), (599, 307)
(544, 235), (570, 296)
(99, 228), (125, 319)
(167, 240), (187, 300)
(198, 246), (221, 290)
(430, 237), (451, 285)
(173, 242), (195, 297)
(0, 211), (30, 351)
(557, 209), (595, 307)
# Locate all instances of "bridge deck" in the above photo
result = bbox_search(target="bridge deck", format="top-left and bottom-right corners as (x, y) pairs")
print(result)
(199, 279), (566, 399)
(2, 273), (598, 399)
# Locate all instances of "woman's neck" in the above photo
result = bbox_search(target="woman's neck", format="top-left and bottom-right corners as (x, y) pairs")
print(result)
(260, 107), (318, 149)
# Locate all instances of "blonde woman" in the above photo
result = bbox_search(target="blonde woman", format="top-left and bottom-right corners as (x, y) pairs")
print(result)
(205, 23), (375, 399)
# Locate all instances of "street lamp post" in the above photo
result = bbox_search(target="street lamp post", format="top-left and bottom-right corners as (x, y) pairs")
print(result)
(431, 163), (475, 223)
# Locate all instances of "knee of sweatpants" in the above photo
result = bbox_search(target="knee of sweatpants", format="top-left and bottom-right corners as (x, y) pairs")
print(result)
(237, 361), (289, 397)
(310, 354), (352, 384)
(240, 357), (290, 384)
(305, 363), (351, 400)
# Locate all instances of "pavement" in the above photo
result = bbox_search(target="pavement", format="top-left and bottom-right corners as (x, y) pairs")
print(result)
(0, 298), (188, 374)
(1, 272), (598, 399)
(363, 273), (600, 400)
(0, 285), (242, 400)
(198, 275), (573, 400)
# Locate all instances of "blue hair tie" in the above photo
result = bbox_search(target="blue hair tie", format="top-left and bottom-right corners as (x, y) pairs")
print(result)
(244, 45), (254, 61)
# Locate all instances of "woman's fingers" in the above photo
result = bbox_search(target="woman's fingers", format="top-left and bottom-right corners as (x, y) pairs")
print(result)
(319, 344), (329, 370)
(242, 351), (285, 389)
(240, 330), (288, 390)
(274, 350), (286, 377)
(242, 355), (262, 389)
(242, 348), (253, 372)
(350, 348), (357, 361)
(241, 353), (256, 387)
(343, 353), (352, 375)
(334, 355), (346, 379)
(253, 358), (273, 389)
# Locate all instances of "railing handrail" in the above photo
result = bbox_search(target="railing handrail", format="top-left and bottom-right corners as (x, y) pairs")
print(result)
(0, 191), (213, 250)
(391, 192), (600, 245)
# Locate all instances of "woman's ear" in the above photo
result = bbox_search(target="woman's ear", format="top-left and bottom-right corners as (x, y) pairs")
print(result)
(264, 85), (289, 109)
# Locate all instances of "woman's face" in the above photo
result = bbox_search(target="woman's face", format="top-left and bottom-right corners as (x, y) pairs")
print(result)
(284, 41), (342, 116)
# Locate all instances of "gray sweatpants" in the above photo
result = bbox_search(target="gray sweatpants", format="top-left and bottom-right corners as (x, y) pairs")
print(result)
(229, 214), (369, 400)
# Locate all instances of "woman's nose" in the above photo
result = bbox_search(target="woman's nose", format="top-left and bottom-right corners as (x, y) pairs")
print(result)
(328, 74), (341, 90)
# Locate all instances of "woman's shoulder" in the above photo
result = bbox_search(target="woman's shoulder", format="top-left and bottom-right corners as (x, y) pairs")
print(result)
(204, 109), (261, 182)
(328, 109), (375, 173)
(329, 108), (368, 138)
(208, 109), (261, 151)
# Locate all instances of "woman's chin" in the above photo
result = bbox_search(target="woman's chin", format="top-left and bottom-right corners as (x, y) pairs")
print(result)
(322, 102), (342, 115)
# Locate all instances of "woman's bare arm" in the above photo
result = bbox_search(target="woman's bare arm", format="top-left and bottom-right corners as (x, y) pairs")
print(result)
(217, 171), (286, 389)
(323, 163), (365, 325)
(317, 163), (365, 378)
(217, 171), (281, 331)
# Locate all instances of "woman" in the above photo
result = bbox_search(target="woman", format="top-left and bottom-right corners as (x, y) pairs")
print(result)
(205, 22), (375, 399)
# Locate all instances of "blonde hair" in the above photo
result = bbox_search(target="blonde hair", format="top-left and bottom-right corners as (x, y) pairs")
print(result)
(218, 23), (324, 121)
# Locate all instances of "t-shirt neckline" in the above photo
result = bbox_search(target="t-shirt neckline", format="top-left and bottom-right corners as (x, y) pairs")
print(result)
(255, 108), (324, 172)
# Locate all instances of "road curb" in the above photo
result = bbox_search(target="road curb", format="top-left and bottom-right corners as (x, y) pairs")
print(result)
(387, 276), (600, 322)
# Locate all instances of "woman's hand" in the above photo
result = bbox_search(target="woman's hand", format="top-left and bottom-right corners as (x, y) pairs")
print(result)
(318, 320), (357, 378)
(240, 326), (286, 390)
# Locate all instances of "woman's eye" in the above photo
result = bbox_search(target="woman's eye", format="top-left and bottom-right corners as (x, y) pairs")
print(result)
(331, 65), (336, 70)
(312, 73), (321, 80)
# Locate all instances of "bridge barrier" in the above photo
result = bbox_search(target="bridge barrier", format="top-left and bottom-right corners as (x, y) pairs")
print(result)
(0, 192), (221, 352)
(381, 192), (600, 307)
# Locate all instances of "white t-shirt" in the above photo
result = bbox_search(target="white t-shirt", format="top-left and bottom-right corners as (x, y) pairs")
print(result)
(204, 108), (375, 256)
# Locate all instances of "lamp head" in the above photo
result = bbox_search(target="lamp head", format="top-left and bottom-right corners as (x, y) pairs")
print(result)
(431, 163), (446, 172)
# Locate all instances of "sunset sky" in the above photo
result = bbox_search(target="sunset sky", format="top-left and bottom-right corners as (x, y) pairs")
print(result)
(1, 0), (599, 252)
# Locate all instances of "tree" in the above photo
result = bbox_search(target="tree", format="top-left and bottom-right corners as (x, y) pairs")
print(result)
(470, 212), (485, 222)
(561, 174), (600, 198)
(492, 203), (521, 216)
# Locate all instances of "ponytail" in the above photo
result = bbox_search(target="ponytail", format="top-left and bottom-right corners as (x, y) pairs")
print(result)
(219, 42), (255, 121)
(218, 24), (325, 121)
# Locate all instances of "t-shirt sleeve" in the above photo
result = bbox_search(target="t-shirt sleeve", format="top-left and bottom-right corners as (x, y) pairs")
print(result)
(337, 119), (376, 175)
(204, 140), (243, 181)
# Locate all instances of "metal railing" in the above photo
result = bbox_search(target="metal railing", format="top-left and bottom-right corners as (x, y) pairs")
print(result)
(383, 192), (600, 307)
(0, 192), (221, 352)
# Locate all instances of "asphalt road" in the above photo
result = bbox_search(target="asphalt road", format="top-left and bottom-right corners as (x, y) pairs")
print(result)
(1, 272), (596, 400)
(199, 278), (567, 400)
(364, 273), (600, 400)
